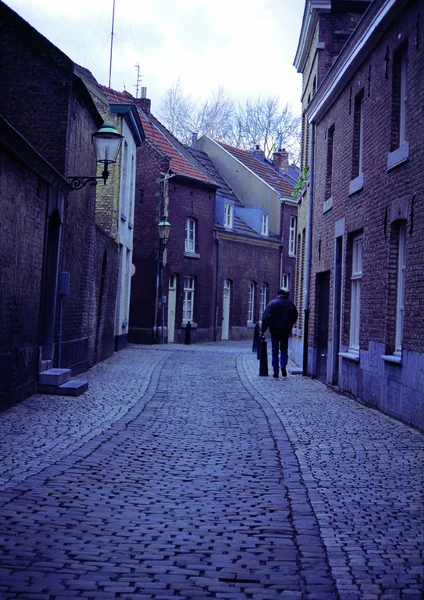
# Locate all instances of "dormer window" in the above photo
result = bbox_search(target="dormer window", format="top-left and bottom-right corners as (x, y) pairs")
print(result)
(224, 202), (234, 229)
(261, 213), (269, 237)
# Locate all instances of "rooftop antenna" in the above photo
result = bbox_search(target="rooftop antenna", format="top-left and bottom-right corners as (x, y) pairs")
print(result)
(134, 64), (142, 98)
(108, 0), (116, 88)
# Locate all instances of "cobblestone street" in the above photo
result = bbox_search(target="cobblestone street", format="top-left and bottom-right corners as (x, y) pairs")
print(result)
(0, 342), (422, 600)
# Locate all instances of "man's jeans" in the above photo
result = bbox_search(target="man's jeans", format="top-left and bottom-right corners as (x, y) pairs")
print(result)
(270, 333), (288, 374)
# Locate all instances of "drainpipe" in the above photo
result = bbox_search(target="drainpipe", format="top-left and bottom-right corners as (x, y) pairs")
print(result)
(214, 229), (220, 342)
(303, 122), (315, 376)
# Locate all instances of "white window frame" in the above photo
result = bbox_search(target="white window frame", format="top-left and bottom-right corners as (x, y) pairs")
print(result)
(281, 273), (290, 292)
(358, 96), (364, 175)
(247, 282), (255, 323)
(261, 213), (269, 237)
(289, 217), (297, 256)
(183, 276), (195, 323)
(395, 224), (406, 354)
(185, 218), (196, 253)
(259, 283), (268, 321)
(399, 52), (408, 146)
(349, 235), (363, 352)
(224, 202), (234, 230)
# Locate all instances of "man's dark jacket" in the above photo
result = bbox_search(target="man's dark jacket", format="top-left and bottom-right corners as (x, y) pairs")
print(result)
(262, 296), (298, 338)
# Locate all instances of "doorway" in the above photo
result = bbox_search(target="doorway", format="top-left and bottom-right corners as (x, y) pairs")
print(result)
(222, 280), (231, 341)
(316, 271), (330, 383)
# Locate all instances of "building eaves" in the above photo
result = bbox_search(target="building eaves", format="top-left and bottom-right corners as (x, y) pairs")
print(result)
(306, 0), (401, 123)
(294, 0), (332, 73)
(214, 140), (295, 199)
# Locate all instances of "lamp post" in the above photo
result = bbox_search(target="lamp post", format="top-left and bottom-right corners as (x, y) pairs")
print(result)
(157, 216), (171, 344)
(67, 121), (123, 190)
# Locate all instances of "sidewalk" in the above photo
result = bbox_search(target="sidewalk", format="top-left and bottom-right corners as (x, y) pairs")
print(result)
(0, 341), (422, 599)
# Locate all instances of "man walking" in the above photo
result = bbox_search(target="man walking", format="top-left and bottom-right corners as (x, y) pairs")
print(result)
(261, 289), (298, 378)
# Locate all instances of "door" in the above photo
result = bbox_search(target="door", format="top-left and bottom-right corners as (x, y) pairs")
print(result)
(316, 272), (330, 383)
(167, 274), (177, 343)
(222, 280), (231, 341)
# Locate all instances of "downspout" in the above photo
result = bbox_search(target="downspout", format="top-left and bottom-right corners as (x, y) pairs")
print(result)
(214, 229), (220, 342)
(303, 122), (315, 376)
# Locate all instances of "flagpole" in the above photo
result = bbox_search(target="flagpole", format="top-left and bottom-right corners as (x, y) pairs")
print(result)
(108, 0), (116, 88)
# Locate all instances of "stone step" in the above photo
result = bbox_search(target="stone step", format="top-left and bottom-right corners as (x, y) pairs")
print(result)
(38, 379), (88, 397)
(38, 368), (72, 387)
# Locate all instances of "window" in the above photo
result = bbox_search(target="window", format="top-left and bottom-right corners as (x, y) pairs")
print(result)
(185, 218), (196, 253)
(289, 216), (297, 256)
(352, 90), (364, 179)
(183, 276), (195, 323)
(261, 213), (269, 237)
(349, 235), (363, 352)
(395, 224), (406, 353)
(259, 283), (268, 321)
(325, 125), (335, 200)
(392, 46), (408, 148)
(224, 202), (234, 229)
(281, 273), (290, 292)
(247, 282), (255, 323)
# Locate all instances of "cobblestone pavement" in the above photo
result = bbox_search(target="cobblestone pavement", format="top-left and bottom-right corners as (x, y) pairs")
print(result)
(0, 342), (422, 600)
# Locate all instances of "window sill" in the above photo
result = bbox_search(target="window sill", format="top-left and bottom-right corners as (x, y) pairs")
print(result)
(339, 351), (360, 362)
(348, 173), (364, 196)
(323, 196), (333, 213)
(184, 252), (200, 259)
(182, 321), (198, 328)
(247, 322), (256, 328)
(381, 354), (402, 365)
(387, 142), (409, 171)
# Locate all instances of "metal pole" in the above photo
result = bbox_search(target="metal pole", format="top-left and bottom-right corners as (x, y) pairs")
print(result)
(108, 0), (116, 88)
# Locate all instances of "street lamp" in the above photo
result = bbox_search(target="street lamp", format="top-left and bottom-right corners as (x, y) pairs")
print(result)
(67, 121), (123, 190)
(157, 216), (171, 344)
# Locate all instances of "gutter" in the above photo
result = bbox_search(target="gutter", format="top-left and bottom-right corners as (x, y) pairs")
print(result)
(303, 122), (315, 376)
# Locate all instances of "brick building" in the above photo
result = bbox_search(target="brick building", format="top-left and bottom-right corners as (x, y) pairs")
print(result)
(197, 137), (299, 329)
(75, 66), (145, 352)
(0, 4), (122, 406)
(294, 0), (423, 429)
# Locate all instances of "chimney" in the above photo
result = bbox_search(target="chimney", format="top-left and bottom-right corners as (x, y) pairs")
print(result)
(192, 132), (198, 150)
(134, 87), (151, 114)
(251, 144), (265, 160)
(273, 148), (289, 174)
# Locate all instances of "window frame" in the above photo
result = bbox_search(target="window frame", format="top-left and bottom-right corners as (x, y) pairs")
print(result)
(261, 213), (269, 237)
(281, 273), (290, 292)
(289, 216), (297, 257)
(395, 224), (406, 354)
(224, 202), (234, 230)
(259, 283), (268, 322)
(247, 282), (255, 323)
(183, 276), (195, 323)
(325, 124), (335, 200)
(349, 235), (363, 353)
(185, 218), (196, 253)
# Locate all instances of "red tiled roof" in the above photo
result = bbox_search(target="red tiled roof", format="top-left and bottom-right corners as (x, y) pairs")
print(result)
(101, 86), (215, 186)
(216, 141), (294, 197)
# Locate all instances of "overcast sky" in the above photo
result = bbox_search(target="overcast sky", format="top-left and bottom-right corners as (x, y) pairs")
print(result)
(5, 0), (305, 114)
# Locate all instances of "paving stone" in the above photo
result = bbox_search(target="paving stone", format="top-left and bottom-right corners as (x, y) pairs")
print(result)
(0, 342), (421, 600)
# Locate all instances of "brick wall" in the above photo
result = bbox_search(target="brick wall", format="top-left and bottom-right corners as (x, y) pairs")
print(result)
(0, 3), (74, 174)
(308, 1), (423, 427)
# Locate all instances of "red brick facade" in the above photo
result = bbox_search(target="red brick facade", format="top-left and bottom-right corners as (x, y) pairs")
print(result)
(295, 0), (423, 429)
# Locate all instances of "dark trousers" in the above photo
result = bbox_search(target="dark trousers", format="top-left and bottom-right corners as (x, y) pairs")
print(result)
(270, 333), (289, 374)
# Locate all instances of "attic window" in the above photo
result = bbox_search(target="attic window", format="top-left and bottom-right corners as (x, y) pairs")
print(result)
(224, 202), (234, 229)
(261, 213), (269, 236)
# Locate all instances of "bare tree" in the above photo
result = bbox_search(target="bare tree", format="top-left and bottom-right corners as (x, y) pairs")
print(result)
(158, 82), (300, 164)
